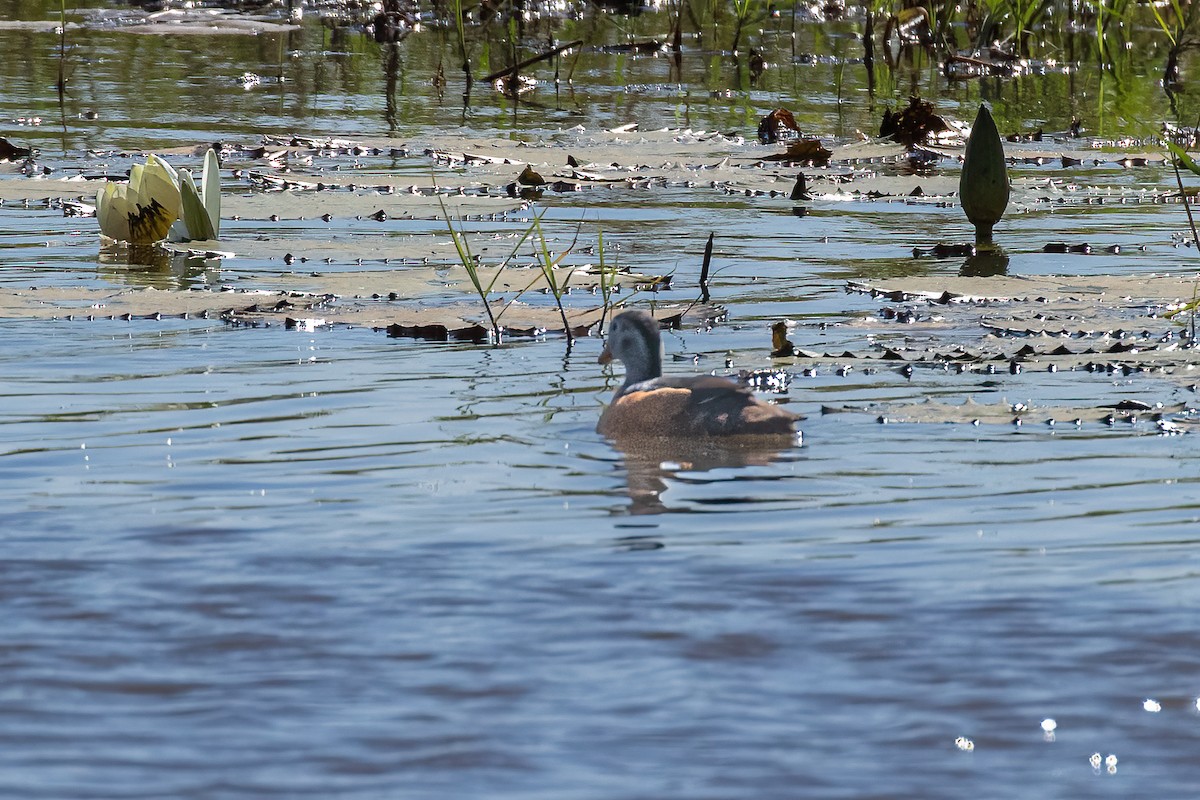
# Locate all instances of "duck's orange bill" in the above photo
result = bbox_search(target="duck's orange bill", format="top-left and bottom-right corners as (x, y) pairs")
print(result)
(597, 345), (613, 365)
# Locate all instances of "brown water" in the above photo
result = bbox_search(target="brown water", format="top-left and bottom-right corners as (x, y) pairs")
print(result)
(3, 2), (1200, 796)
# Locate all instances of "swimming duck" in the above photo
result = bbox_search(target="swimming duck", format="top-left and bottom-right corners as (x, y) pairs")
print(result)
(596, 309), (801, 438)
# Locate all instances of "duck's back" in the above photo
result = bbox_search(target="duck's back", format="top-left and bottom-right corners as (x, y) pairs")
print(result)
(597, 375), (799, 438)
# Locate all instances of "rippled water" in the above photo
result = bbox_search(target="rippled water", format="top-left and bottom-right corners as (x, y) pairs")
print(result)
(4, 2), (1200, 796)
(6, 317), (1200, 797)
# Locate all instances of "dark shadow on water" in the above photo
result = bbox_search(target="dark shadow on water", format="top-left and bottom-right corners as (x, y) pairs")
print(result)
(606, 434), (800, 515)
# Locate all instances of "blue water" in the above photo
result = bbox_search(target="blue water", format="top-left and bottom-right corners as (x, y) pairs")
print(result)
(3, 315), (1200, 797)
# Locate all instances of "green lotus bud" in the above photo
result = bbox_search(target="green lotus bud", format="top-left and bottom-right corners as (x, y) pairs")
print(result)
(960, 104), (1010, 244)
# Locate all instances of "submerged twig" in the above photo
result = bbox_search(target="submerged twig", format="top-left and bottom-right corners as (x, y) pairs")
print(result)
(56, 0), (68, 103)
(598, 228), (613, 334)
(699, 232), (714, 303)
(481, 40), (583, 84)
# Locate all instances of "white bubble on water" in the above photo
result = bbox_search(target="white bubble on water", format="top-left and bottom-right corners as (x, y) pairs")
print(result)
(1143, 698), (1162, 712)
(954, 737), (974, 752)
(1041, 718), (1057, 732)
(1089, 752), (1102, 769)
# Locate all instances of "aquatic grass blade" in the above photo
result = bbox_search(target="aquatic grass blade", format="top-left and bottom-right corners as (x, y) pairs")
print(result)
(437, 194), (501, 341)
(1165, 142), (1200, 342)
(487, 221), (553, 330)
(1167, 141), (1200, 177)
(597, 228), (612, 332)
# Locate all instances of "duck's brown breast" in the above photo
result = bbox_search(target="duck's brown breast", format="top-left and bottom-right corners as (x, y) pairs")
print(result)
(596, 387), (696, 438)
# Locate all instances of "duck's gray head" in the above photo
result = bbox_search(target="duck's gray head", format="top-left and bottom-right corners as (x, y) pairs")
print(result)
(598, 309), (663, 388)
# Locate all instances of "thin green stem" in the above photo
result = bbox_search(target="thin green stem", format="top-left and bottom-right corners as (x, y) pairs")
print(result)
(437, 194), (501, 343)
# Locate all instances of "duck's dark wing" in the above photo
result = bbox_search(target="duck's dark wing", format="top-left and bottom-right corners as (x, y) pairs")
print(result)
(617, 375), (800, 436)
(681, 377), (800, 435)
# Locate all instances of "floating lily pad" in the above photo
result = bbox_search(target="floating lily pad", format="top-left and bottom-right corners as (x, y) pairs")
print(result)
(827, 397), (1188, 426)
(776, 274), (1200, 381)
(0, 282), (720, 342)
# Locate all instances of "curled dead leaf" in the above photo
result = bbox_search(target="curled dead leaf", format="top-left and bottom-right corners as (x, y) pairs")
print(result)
(518, 165), (546, 186)
(771, 321), (796, 357)
(880, 96), (950, 148)
(0, 137), (33, 162)
(763, 138), (832, 166)
(758, 108), (802, 144)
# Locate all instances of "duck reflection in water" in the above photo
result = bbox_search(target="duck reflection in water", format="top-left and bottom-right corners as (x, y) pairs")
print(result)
(596, 309), (802, 514)
(608, 435), (799, 515)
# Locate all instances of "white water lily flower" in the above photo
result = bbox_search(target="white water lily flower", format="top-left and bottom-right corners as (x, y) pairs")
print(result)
(96, 155), (180, 244)
(96, 149), (220, 244)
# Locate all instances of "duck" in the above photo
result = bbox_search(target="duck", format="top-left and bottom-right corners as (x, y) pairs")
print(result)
(596, 309), (801, 439)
